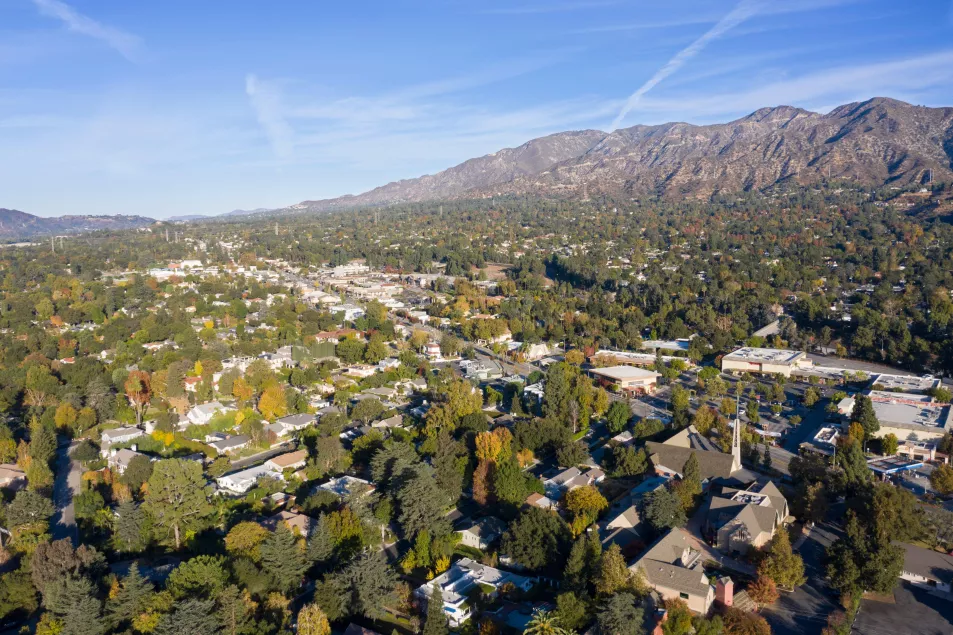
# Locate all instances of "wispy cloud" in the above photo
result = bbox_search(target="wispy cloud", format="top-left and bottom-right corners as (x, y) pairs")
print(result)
(617, 49), (953, 123)
(610, 0), (762, 130)
(30, 0), (141, 61)
(245, 74), (295, 161)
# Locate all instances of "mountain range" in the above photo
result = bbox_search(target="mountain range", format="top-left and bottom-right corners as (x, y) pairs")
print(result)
(5, 97), (952, 237)
(289, 97), (953, 212)
(0, 209), (155, 240)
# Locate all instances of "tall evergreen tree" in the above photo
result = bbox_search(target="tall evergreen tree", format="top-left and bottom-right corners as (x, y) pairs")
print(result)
(260, 524), (308, 594)
(155, 597), (221, 635)
(423, 584), (449, 635)
(106, 563), (153, 629)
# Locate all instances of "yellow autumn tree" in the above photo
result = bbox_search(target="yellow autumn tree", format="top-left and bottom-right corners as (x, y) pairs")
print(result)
(258, 384), (287, 421)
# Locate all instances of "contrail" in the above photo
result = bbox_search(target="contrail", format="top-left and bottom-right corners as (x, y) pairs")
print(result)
(610, 0), (762, 130)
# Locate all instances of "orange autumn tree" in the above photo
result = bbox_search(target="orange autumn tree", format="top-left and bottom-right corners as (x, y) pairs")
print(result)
(125, 370), (152, 425)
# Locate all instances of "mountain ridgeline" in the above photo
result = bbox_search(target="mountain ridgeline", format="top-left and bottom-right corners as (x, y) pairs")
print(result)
(0, 209), (155, 240)
(293, 97), (953, 211)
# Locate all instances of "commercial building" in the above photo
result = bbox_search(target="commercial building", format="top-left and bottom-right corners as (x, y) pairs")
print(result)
(630, 529), (715, 614)
(414, 558), (535, 627)
(899, 543), (953, 593)
(589, 366), (660, 395)
(721, 347), (810, 378)
(870, 374), (942, 394)
(840, 391), (953, 442)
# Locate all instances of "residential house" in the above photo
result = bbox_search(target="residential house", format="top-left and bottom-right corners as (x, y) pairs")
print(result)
(525, 493), (556, 510)
(216, 465), (283, 495)
(261, 510), (314, 537)
(315, 475), (375, 498)
(336, 304), (365, 321)
(274, 413), (316, 435)
(424, 342), (442, 361)
(0, 464), (27, 491)
(186, 401), (230, 427)
(457, 517), (506, 550)
(630, 529), (715, 614)
(108, 448), (148, 475)
(414, 558), (535, 627)
(543, 466), (605, 501)
(601, 476), (669, 550)
(100, 426), (145, 455)
(264, 449), (308, 472)
(208, 435), (250, 455)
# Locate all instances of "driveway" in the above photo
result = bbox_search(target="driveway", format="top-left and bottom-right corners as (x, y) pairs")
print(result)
(229, 441), (295, 470)
(762, 522), (839, 635)
(51, 439), (81, 546)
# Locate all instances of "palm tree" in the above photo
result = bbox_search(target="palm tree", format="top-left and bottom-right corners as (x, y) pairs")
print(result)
(524, 609), (573, 635)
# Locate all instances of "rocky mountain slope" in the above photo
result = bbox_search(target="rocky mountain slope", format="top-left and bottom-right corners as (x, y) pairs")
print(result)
(297, 130), (605, 212)
(291, 97), (953, 211)
(0, 209), (155, 240)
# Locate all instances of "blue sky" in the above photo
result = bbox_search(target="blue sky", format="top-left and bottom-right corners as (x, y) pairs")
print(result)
(2, 0), (953, 218)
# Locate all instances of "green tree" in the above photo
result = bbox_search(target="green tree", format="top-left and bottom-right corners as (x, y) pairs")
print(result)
(525, 609), (571, 635)
(114, 501), (149, 553)
(644, 487), (687, 533)
(563, 532), (602, 594)
(605, 401), (631, 434)
(502, 507), (572, 575)
(930, 463), (953, 495)
(338, 550), (397, 619)
(167, 555), (229, 599)
(758, 529), (805, 590)
(423, 584), (449, 635)
(106, 563), (153, 630)
(154, 597), (221, 635)
(396, 464), (449, 539)
(260, 524), (308, 594)
(595, 543), (633, 597)
(7, 489), (54, 527)
(555, 592), (589, 632)
(850, 395), (879, 441)
(143, 459), (213, 549)
(595, 592), (644, 635)
(42, 574), (105, 635)
(880, 433), (899, 456)
(610, 445), (647, 478)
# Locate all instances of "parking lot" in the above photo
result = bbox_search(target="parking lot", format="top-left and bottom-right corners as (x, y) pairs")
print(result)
(852, 582), (953, 635)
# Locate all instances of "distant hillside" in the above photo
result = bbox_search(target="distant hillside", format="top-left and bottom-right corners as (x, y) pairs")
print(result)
(283, 97), (953, 212)
(296, 130), (605, 212)
(0, 209), (155, 240)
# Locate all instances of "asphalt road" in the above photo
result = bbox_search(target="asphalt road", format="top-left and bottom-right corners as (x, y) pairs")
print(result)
(51, 439), (81, 546)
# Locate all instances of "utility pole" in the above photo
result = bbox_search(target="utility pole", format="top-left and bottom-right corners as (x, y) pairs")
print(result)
(274, 222), (279, 236)
(51, 236), (55, 253)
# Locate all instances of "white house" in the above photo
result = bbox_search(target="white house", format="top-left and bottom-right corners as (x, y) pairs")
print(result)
(336, 304), (365, 321)
(208, 435), (250, 455)
(100, 427), (145, 455)
(186, 401), (230, 427)
(414, 559), (535, 627)
(108, 448), (148, 475)
(216, 465), (284, 495)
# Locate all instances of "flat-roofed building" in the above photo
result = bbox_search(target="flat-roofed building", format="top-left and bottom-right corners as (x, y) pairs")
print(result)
(870, 373), (942, 395)
(721, 347), (810, 378)
(847, 391), (953, 442)
(589, 366), (660, 395)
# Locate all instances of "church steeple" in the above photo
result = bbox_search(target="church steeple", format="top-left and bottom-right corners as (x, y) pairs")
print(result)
(731, 393), (742, 472)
